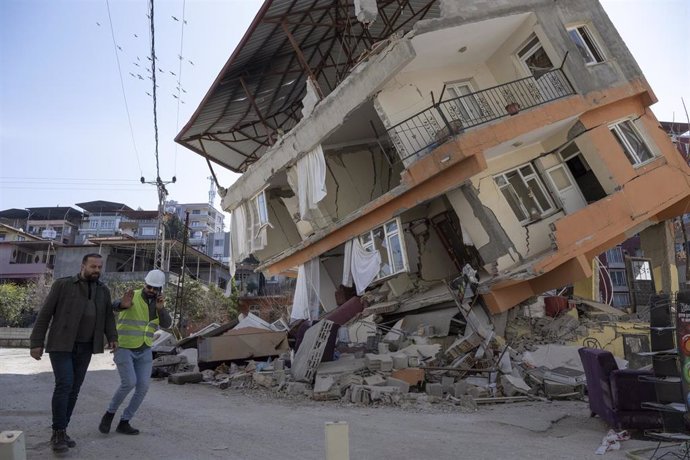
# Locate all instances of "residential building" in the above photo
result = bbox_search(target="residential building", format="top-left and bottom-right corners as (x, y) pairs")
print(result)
(165, 200), (226, 258)
(75, 200), (133, 243)
(0, 207), (83, 244)
(0, 223), (56, 283)
(173, 0), (689, 318)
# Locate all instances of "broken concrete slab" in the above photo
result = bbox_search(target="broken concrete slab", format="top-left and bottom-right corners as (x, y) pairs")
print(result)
(362, 300), (399, 316)
(291, 320), (334, 383)
(168, 372), (204, 385)
(500, 375), (531, 397)
(197, 328), (290, 364)
(363, 374), (386, 386)
(317, 357), (367, 376)
(441, 376), (455, 394)
(397, 344), (441, 361)
(392, 353), (408, 369)
(286, 381), (311, 396)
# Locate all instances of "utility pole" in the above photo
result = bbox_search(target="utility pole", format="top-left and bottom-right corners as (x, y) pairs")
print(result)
(141, 175), (176, 269)
(173, 211), (190, 337)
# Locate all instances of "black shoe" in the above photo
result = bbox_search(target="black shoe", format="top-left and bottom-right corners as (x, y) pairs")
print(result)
(64, 432), (76, 448)
(116, 420), (140, 435)
(51, 429), (69, 453)
(99, 411), (115, 434)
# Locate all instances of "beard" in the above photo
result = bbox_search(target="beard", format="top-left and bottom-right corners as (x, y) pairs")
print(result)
(143, 290), (158, 299)
(83, 272), (100, 281)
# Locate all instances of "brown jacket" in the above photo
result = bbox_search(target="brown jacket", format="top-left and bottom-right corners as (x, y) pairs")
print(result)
(30, 275), (118, 353)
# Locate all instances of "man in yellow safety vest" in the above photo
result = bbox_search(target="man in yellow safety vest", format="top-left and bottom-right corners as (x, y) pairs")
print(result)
(98, 269), (172, 435)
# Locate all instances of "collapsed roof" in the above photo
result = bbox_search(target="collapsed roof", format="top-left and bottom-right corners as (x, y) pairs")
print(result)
(175, 0), (440, 173)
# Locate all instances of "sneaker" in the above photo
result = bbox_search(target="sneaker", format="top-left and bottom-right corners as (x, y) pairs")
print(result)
(99, 411), (115, 434)
(116, 420), (140, 435)
(51, 429), (69, 453)
(64, 432), (76, 448)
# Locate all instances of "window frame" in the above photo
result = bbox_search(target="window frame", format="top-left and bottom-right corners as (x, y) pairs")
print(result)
(609, 269), (628, 288)
(567, 25), (605, 65)
(252, 189), (270, 228)
(612, 292), (630, 308)
(358, 217), (409, 281)
(609, 119), (656, 167)
(494, 162), (556, 224)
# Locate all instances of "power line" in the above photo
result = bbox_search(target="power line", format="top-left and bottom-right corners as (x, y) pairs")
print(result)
(105, 0), (143, 176)
(148, 0), (160, 180)
(173, 0), (187, 177)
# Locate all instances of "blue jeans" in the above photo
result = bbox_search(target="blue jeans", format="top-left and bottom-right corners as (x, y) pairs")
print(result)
(49, 342), (93, 430)
(107, 347), (153, 421)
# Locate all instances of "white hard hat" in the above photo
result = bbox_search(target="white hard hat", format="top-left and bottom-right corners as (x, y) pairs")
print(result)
(144, 269), (166, 288)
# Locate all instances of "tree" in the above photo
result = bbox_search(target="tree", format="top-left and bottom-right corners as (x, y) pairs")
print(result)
(164, 213), (187, 241)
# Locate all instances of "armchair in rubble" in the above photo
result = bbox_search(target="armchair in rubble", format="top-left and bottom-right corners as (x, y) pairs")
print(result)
(578, 347), (662, 430)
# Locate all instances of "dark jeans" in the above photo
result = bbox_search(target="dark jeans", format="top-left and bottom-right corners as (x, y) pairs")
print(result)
(49, 342), (93, 430)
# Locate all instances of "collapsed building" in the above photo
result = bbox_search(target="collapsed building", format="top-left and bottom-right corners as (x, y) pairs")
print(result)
(172, 0), (690, 403)
(177, 0), (690, 321)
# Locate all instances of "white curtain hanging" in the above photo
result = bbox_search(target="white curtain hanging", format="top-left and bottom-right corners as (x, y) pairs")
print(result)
(291, 258), (322, 322)
(295, 144), (327, 219)
(342, 238), (381, 295)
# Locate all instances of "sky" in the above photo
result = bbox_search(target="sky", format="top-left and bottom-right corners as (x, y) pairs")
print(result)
(1, 0), (688, 228)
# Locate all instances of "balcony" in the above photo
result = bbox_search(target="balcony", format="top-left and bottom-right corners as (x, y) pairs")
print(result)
(387, 69), (575, 161)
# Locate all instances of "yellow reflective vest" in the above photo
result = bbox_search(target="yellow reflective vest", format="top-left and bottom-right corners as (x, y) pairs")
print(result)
(116, 289), (160, 348)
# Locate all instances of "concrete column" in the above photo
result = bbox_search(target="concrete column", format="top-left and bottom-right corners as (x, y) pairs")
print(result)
(573, 257), (598, 301)
(640, 220), (679, 294)
(325, 421), (349, 460)
(0, 431), (26, 460)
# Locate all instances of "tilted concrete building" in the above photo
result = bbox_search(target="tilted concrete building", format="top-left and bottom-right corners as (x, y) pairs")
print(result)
(177, 0), (690, 317)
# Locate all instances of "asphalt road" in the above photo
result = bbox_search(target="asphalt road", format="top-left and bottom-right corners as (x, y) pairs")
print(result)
(0, 348), (661, 459)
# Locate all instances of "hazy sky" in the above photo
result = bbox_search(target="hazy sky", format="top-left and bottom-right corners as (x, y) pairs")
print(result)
(1, 0), (688, 224)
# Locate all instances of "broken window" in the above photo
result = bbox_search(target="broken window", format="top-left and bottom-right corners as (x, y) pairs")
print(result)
(359, 217), (408, 280)
(567, 25), (605, 65)
(494, 163), (555, 224)
(610, 120), (655, 166)
(253, 189), (270, 227)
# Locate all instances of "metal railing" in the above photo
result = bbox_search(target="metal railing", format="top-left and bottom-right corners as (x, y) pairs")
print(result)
(387, 68), (575, 161)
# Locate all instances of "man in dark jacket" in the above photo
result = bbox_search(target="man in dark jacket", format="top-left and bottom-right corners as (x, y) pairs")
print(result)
(30, 253), (118, 453)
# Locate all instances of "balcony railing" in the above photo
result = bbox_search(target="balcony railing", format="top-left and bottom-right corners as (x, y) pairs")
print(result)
(387, 69), (575, 161)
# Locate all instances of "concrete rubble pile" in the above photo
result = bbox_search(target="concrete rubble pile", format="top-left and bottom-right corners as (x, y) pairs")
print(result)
(150, 266), (646, 409)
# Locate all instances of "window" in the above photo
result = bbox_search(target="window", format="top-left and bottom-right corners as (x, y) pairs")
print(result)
(141, 227), (156, 236)
(494, 163), (555, 223)
(90, 220), (99, 229)
(445, 81), (487, 123)
(214, 239), (223, 247)
(359, 217), (408, 280)
(253, 190), (269, 227)
(631, 260), (652, 281)
(610, 120), (654, 166)
(192, 209), (201, 215)
(0, 233), (5, 241)
(605, 247), (624, 265)
(612, 292), (630, 308)
(609, 269), (627, 288)
(191, 221), (201, 227)
(567, 25), (605, 64)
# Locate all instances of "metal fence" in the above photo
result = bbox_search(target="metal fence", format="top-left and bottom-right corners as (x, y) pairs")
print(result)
(387, 68), (575, 161)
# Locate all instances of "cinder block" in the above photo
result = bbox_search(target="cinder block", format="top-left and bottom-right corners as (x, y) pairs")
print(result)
(379, 354), (393, 372)
(425, 383), (443, 397)
(363, 374), (386, 386)
(386, 377), (410, 393)
(454, 381), (468, 397)
(392, 353), (408, 369)
(441, 376), (455, 394)
(167, 372), (203, 385)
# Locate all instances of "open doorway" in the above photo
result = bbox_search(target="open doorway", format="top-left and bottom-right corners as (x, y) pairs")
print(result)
(559, 142), (607, 203)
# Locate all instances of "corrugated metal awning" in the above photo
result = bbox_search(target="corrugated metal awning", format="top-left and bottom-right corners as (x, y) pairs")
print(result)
(176, 0), (440, 173)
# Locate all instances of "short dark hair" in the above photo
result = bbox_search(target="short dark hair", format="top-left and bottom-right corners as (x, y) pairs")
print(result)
(82, 253), (102, 264)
